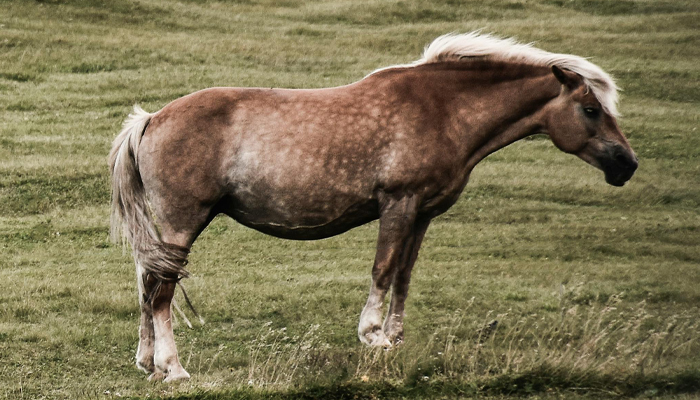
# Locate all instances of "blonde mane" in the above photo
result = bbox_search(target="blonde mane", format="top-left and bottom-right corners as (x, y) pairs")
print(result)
(374, 32), (620, 116)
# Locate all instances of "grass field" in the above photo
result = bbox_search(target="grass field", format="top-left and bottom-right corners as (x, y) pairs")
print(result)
(1, 0), (699, 398)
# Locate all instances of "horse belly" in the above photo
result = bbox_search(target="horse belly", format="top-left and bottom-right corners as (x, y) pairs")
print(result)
(221, 187), (379, 240)
(222, 150), (381, 239)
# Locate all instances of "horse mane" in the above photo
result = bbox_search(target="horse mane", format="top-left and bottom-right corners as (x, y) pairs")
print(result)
(373, 31), (620, 117)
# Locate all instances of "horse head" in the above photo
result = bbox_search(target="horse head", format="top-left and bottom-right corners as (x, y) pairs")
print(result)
(545, 66), (638, 186)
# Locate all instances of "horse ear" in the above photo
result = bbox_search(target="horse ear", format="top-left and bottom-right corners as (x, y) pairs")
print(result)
(552, 66), (580, 90)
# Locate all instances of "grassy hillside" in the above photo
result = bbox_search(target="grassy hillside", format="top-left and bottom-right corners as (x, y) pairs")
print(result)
(0, 0), (698, 398)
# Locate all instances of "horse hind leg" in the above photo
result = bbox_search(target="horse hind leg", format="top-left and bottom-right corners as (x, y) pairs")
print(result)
(151, 280), (187, 382)
(135, 262), (155, 374)
(145, 230), (201, 382)
(133, 206), (211, 381)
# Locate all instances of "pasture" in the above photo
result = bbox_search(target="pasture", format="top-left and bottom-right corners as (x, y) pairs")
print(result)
(1, 0), (699, 398)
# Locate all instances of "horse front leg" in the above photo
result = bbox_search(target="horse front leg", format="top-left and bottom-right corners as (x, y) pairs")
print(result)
(383, 218), (430, 345)
(358, 195), (419, 347)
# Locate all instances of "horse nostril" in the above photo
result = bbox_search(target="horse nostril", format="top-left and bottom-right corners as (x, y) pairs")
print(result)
(629, 155), (639, 170)
(615, 152), (638, 171)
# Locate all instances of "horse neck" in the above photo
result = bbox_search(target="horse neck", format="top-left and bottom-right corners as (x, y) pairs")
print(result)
(422, 62), (561, 171)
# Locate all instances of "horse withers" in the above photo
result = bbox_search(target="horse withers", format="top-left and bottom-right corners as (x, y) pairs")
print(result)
(110, 32), (637, 382)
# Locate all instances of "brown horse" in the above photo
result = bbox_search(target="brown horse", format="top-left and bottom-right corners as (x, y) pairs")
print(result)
(110, 32), (637, 381)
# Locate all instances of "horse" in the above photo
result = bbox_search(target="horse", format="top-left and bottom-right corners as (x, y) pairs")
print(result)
(109, 32), (637, 382)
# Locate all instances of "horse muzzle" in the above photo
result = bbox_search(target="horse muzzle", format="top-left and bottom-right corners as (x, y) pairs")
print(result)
(600, 146), (638, 187)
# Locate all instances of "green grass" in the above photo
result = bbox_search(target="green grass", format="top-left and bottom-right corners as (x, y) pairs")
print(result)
(1, 0), (699, 398)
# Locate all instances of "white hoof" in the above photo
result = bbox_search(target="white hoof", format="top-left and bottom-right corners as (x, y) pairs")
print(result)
(164, 368), (190, 383)
(359, 328), (392, 348)
(147, 367), (190, 382)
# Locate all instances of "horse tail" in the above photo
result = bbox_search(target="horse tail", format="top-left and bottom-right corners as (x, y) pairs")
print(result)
(109, 105), (190, 288)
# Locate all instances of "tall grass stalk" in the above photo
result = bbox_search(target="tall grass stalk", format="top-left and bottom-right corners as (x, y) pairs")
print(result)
(243, 296), (698, 393)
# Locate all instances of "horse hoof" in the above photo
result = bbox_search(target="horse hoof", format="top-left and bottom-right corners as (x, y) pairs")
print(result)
(385, 329), (404, 347)
(147, 372), (165, 382)
(360, 330), (392, 348)
(164, 368), (190, 383)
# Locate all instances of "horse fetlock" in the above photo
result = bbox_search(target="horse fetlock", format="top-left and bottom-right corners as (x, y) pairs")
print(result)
(136, 341), (155, 374)
(359, 308), (382, 334)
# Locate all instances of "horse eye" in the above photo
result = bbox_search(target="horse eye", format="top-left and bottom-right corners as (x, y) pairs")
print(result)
(583, 107), (600, 118)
